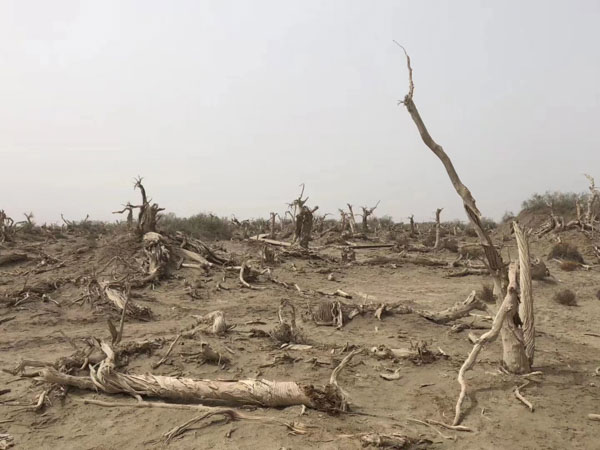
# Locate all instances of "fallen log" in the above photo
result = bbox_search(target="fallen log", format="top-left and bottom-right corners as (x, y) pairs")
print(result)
(35, 343), (360, 413)
(248, 235), (292, 247)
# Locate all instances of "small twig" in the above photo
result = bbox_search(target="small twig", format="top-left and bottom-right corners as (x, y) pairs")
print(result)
(407, 417), (454, 440)
(514, 381), (534, 412)
(426, 419), (473, 432)
(115, 286), (130, 345)
(152, 334), (181, 369)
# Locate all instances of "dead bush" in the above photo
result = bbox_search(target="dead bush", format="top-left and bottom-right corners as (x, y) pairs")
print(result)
(459, 245), (483, 260)
(559, 260), (579, 272)
(464, 227), (478, 238)
(553, 289), (577, 306)
(531, 259), (550, 280)
(548, 243), (584, 264)
(478, 284), (495, 303)
(442, 238), (458, 253)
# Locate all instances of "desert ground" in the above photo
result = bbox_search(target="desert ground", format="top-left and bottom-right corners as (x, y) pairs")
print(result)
(1, 200), (599, 450)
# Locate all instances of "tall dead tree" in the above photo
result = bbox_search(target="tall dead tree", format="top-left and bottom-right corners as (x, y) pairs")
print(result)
(134, 177), (164, 235)
(113, 203), (135, 229)
(0, 210), (14, 242)
(269, 212), (277, 239)
(408, 214), (416, 236)
(584, 174), (600, 226)
(433, 208), (443, 250)
(338, 209), (349, 233)
(360, 201), (380, 233)
(396, 43), (532, 375)
(289, 184), (318, 248)
(346, 204), (358, 234)
(114, 177), (164, 237)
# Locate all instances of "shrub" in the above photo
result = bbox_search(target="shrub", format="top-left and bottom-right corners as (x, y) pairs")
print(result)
(478, 284), (495, 303)
(376, 215), (395, 230)
(481, 217), (498, 230)
(459, 245), (483, 260)
(548, 243), (584, 263)
(464, 226), (478, 238)
(521, 191), (584, 216)
(553, 289), (577, 306)
(160, 212), (233, 241)
(501, 211), (516, 224)
(442, 238), (459, 253)
(559, 260), (579, 271)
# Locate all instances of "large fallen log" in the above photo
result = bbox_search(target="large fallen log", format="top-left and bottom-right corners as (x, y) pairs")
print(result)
(35, 343), (360, 413)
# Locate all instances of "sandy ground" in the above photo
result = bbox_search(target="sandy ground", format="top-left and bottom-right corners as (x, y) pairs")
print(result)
(1, 227), (599, 450)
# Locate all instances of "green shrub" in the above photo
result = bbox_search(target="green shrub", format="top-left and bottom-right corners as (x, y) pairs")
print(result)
(521, 192), (584, 216)
(160, 212), (233, 241)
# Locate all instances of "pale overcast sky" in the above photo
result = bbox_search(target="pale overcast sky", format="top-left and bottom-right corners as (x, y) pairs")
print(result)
(1, 1), (599, 224)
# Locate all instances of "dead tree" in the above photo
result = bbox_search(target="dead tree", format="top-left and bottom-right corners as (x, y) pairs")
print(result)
(360, 201), (380, 233)
(269, 212), (277, 239)
(346, 204), (358, 234)
(113, 203), (135, 228)
(295, 205), (319, 248)
(0, 210), (15, 242)
(338, 209), (349, 233)
(397, 43), (532, 375)
(584, 174), (600, 226)
(433, 208), (443, 250)
(134, 177), (164, 235)
(408, 214), (416, 236)
(115, 178), (164, 237)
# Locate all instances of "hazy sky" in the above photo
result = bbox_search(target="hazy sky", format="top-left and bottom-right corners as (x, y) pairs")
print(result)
(2, 1), (599, 224)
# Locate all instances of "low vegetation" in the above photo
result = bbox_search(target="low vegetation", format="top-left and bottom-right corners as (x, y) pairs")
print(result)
(160, 212), (233, 240)
(548, 242), (584, 264)
(553, 289), (577, 306)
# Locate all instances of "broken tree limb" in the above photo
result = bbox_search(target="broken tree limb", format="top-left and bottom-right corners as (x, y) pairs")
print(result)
(80, 398), (307, 438)
(453, 262), (523, 425)
(102, 283), (152, 319)
(434, 208), (443, 250)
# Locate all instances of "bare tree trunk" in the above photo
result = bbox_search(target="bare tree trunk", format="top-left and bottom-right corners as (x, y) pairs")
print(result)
(296, 207), (316, 248)
(433, 208), (443, 250)
(347, 204), (358, 234)
(339, 210), (348, 233)
(397, 45), (529, 373)
(360, 201), (380, 233)
(269, 212), (276, 239)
